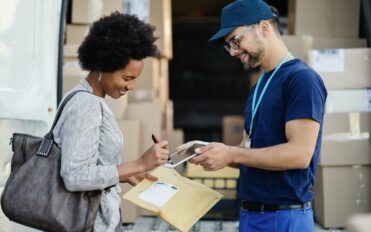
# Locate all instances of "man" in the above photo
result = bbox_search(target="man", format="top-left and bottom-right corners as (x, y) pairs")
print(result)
(182, 0), (327, 231)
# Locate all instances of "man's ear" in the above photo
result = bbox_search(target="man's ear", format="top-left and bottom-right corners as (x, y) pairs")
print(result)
(258, 21), (270, 37)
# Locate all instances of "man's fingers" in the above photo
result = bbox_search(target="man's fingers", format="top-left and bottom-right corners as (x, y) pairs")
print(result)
(195, 144), (213, 154)
(190, 154), (208, 164)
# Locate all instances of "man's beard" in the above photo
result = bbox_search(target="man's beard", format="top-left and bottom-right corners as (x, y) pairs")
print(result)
(242, 35), (264, 70)
(242, 51), (262, 70)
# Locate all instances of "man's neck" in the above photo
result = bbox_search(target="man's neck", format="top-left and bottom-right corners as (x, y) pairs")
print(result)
(260, 39), (290, 73)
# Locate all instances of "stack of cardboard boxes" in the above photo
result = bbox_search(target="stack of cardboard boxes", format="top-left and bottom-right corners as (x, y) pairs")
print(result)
(62, 0), (182, 224)
(222, 116), (245, 146)
(286, 0), (371, 228)
(310, 47), (371, 227)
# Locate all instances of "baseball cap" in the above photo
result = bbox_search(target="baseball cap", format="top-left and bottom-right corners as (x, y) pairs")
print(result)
(209, 0), (275, 45)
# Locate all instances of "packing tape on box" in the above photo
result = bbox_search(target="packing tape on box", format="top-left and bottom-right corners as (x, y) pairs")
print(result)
(350, 113), (361, 136)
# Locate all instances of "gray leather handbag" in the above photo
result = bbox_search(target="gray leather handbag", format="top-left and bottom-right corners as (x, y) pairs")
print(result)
(1, 90), (102, 232)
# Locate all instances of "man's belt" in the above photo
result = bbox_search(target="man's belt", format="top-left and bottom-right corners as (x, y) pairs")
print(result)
(240, 200), (311, 212)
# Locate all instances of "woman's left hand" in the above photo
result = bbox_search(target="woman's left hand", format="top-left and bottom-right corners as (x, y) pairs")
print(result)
(127, 173), (158, 186)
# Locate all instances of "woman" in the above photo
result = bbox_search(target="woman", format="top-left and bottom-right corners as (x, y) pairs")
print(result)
(52, 13), (169, 231)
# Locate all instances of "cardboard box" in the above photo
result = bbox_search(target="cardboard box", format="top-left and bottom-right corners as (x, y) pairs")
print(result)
(66, 24), (89, 44)
(347, 214), (371, 232)
(185, 163), (239, 179)
(63, 44), (79, 58)
(124, 102), (162, 155)
(117, 120), (141, 223)
(315, 115), (371, 229)
(314, 165), (371, 228)
(72, 0), (103, 24)
(150, 0), (172, 58)
(120, 183), (140, 223)
(282, 36), (367, 62)
(323, 113), (371, 135)
(222, 116), (245, 146)
(326, 90), (371, 113)
(104, 96), (128, 119)
(320, 135), (371, 166)
(118, 120), (141, 161)
(161, 129), (184, 154)
(128, 58), (160, 102)
(102, 0), (123, 16)
(62, 64), (87, 94)
(163, 100), (173, 131)
(308, 48), (371, 90)
(158, 58), (169, 108)
(288, 0), (360, 38)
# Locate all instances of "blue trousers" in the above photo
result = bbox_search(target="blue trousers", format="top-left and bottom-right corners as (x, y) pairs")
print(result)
(239, 207), (314, 232)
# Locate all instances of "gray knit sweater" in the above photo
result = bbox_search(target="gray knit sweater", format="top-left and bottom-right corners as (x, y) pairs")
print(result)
(53, 79), (122, 232)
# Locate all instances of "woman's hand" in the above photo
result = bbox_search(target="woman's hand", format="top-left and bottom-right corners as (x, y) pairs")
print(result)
(138, 140), (169, 172)
(127, 172), (158, 186)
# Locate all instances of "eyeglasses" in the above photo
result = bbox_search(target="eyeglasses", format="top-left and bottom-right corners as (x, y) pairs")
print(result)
(224, 26), (253, 53)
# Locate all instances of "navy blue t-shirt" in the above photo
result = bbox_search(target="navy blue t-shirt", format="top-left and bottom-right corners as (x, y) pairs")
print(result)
(240, 59), (327, 204)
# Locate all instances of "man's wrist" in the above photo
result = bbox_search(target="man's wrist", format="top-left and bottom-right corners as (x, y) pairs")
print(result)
(228, 146), (239, 165)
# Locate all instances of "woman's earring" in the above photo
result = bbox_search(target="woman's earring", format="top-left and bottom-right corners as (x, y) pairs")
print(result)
(98, 72), (102, 82)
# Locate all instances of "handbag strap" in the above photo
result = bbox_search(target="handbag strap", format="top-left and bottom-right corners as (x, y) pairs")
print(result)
(37, 89), (92, 157)
(50, 90), (92, 134)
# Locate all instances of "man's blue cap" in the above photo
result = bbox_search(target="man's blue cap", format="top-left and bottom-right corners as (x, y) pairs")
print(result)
(209, 0), (274, 45)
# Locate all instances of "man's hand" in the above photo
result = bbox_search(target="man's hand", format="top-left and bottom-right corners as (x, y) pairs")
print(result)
(127, 173), (158, 186)
(189, 142), (234, 171)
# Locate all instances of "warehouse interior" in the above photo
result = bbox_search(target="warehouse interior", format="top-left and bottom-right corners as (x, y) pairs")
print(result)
(0, 0), (371, 231)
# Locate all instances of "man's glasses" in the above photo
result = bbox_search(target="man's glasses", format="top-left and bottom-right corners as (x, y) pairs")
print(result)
(224, 26), (253, 53)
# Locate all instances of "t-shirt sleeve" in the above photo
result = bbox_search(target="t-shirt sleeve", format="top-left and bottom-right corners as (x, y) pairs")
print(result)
(284, 70), (327, 123)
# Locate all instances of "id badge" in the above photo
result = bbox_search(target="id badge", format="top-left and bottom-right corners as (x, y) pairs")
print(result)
(245, 138), (251, 148)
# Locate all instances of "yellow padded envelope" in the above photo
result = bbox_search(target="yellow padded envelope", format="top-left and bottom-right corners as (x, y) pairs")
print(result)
(123, 167), (223, 232)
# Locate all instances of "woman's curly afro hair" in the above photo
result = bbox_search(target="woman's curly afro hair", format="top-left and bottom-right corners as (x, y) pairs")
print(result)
(78, 12), (159, 72)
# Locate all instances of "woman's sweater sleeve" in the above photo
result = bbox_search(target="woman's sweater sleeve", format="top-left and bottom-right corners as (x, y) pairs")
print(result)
(57, 93), (119, 191)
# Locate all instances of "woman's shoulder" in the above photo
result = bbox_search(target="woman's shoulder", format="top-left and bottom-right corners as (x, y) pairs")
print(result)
(61, 80), (100, 107)
(59, 86), (102, 120)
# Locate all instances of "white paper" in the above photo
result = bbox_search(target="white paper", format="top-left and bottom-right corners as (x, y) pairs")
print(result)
(326, 90), (369, 113)
(311, 49), (344, 73)
(139, 182), (178, 207)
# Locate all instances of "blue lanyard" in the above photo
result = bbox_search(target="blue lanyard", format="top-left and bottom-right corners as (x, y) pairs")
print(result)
(249, 53), (291, 137)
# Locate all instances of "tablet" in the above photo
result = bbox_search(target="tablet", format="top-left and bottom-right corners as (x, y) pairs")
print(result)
(163, 141), (209, 168)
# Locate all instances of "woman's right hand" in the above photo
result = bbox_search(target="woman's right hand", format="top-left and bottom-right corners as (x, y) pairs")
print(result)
(138, 140), (169, 172)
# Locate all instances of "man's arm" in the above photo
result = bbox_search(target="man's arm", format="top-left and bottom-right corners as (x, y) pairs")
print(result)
(191, 118), (320, 171)
(227, 131), (247, 169)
